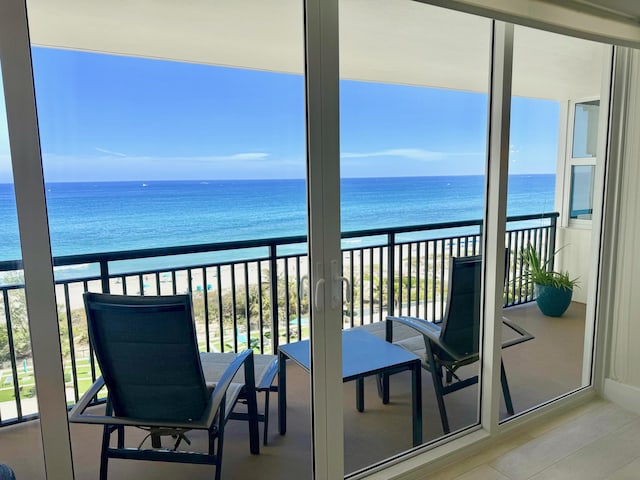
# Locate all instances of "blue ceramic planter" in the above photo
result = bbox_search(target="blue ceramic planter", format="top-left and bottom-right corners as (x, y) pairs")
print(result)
(534, 283), (573, 317)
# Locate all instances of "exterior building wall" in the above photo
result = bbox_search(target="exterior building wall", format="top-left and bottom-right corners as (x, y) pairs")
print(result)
(556, 227), (591, 304)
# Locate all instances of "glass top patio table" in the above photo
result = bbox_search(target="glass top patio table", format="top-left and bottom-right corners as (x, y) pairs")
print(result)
(278, 328), (422, 446)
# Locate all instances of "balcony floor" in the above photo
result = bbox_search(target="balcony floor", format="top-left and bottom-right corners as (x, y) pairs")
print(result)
(0, 301), (586, 479)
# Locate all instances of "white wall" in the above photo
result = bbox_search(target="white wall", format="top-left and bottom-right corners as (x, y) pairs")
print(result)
(606, 49), (640, 393)
(556, 227), (591, 304)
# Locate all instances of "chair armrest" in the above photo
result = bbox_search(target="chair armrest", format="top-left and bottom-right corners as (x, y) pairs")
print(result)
(257, 357), (279, 391)
(68, 353), (259, 435)
(386, 315), (441, 340)
(501, 318), (535, 348)
(202, 349), (256, 428)
(69, 376), (106, 423)
(69, 375), (222, 430)
(387, 315), (468, 360)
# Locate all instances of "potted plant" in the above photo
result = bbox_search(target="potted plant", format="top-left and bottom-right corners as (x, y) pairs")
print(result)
(520, 244), (579, 317)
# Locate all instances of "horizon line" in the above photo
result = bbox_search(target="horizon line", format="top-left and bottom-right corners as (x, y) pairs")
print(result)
(0, 172), (556, 185)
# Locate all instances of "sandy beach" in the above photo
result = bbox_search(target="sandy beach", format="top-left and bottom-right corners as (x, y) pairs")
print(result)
(56, 259), (310, 311)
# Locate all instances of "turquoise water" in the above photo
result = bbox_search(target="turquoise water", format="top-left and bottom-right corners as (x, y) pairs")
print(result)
(0, 175), (555, 276)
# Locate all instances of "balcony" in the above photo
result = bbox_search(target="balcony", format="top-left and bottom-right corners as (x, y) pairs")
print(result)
(0, 211), (589, 477)
(0, 303), (585, 478)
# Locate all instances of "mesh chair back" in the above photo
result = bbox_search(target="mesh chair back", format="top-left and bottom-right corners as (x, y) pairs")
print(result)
(84, 293), (209, 422)
(439, 256), (482, 358)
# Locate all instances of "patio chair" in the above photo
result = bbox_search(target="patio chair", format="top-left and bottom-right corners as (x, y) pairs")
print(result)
(69, 293), (259, 480)
(386, 255), (534, 434)
(199, 350), (278, 445)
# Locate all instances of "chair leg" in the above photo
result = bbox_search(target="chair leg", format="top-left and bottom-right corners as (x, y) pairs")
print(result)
(500, 360), (515, 416)
(151, 433), (162, 448)
(425, 342), (450, 434)
(212, 427), (224, 480)
(100, 400), (115, 480)
(263, 390), (270, 445)
(116, 426), (124, 448)
(99, 425), (110, 480)
(244, 359), (260, 455)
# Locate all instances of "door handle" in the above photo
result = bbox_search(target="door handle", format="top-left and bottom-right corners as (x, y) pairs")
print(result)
(300, 275), (309, 299)
(330, 259), (352, 308)
(338, 276), (352, 305)
(314, 278), (325, 311)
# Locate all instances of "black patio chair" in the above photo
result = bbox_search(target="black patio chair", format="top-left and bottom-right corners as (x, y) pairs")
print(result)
(69, 293), (259, 480)
(386, 255), (534, 434)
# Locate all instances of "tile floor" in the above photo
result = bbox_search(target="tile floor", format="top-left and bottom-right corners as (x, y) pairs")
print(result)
(430, 399), (640, 480)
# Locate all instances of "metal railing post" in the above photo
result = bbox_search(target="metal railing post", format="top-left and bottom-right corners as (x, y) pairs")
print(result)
(3, 289), (22, 421)
(548, 214), (558, 271)
(99, 260), (110, 294)
(387, 233), (395, 317)
(269, 244), (279, 354)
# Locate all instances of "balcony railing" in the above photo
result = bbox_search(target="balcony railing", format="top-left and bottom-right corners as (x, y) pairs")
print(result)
(0, 212), (557, 425)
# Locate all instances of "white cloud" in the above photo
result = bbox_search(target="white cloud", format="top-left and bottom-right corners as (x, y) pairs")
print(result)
(37, 151), (292, 182)
(92, 149), (269, 162)
(95, 147), (128, 157)
(341, 148), (478, 161)
(131, 152), (270, 163)
(204, 152), (269, 162)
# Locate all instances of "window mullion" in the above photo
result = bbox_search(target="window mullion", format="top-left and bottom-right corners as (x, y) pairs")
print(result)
(481, 20), (513, 435)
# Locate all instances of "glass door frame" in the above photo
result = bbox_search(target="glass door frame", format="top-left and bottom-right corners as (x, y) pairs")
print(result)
(304, 0), (345, 478)
(0, 1), (618, 479)
(303, 4), (518, 478)
(0, 1), (74, 478)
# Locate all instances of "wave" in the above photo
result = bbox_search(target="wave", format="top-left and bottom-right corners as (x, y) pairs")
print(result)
(53, 263), (91, 271)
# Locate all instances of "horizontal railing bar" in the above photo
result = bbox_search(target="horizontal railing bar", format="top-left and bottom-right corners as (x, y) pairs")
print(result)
(0, 212), (558, 272)
(0, 212), (558, 427)
(340, 212), (557, 240)
(0, 237), (306, 271)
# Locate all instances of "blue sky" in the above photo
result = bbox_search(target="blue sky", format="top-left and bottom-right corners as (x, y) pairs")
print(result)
(0, 47), (560, 183)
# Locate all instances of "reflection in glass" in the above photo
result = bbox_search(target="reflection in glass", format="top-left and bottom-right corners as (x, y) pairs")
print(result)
(339, 1), (491, 473)
(505, 25), (608, 425)
(570, 165), (595, 219)
(28, 1), (309, 478)
(572, 100), (600, 158)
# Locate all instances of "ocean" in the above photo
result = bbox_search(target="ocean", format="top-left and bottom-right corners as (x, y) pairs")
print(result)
(0, 175), (555, 278)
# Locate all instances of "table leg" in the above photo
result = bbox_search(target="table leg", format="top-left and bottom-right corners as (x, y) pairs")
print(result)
(411, 360), (422, 447)
(382, 373), (390, 404)
(356, 378), (364, 412)
(278, 351), (287, 435)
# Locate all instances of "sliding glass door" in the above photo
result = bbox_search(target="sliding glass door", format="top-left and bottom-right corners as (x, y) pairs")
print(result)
(0, 1), (615, 479)
(501, 25), (611, 420)
(337, 2), (492, 473)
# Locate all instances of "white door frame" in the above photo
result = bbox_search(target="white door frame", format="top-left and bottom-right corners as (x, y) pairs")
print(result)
(0, 1), (75, 478)
(480, 20), (513, 435)
(304, 0), (344, 479)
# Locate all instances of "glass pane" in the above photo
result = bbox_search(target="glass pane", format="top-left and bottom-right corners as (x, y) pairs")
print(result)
(569, 165), (595, 219)
(572, 100), (600, 158)
(27, 2), (309, 478)
(339, 1), (491, 473)
(505, 25), (608, 421)
(0, 57), (46, 478)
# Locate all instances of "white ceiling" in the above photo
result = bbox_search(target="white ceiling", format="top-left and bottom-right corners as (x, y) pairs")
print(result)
(25, 0), (607, 100)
